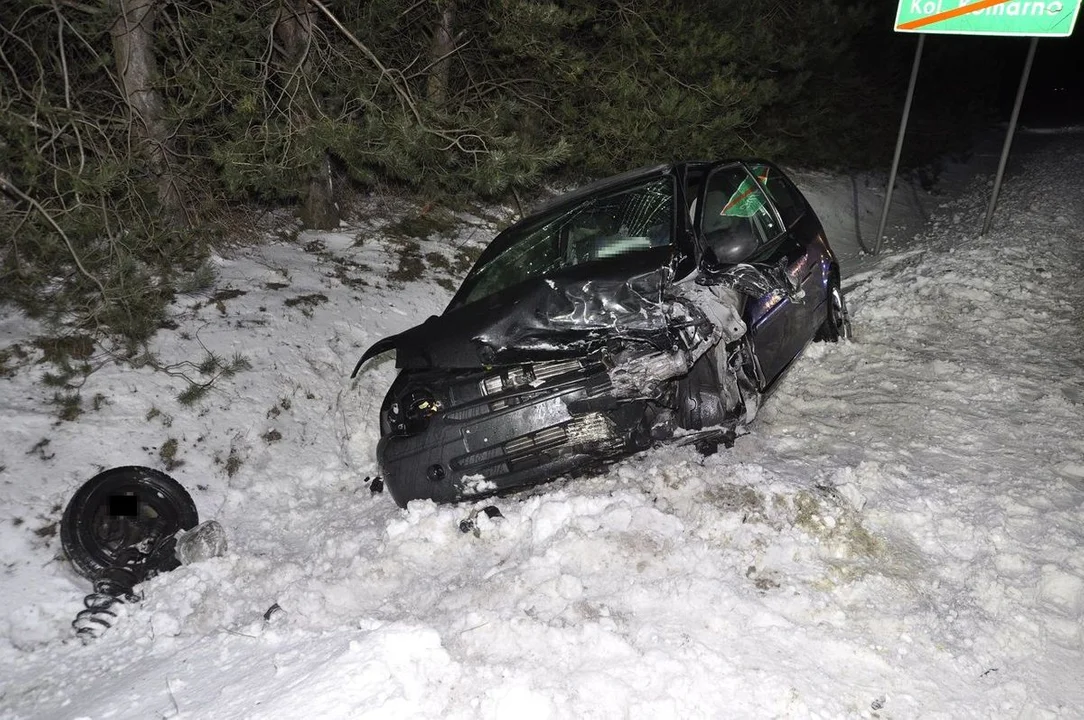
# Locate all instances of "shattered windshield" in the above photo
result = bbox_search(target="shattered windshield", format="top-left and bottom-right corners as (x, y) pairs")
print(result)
(453, 177), (674, 308)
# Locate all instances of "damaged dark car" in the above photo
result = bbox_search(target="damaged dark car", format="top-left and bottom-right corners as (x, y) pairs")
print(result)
(354, 161), (849, 506)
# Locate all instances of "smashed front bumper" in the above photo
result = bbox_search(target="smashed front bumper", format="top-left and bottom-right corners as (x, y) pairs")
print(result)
(377, 357), (655, 506)
(364, 264), (789, 506)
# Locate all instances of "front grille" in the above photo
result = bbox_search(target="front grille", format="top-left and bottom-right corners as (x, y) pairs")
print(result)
(566, 412), (615, 444)
(453, 411), (618, 474)
(532, 359), (583, 382)
(451, 444), (504, 471)
(444, 404), (490, 421)
(477, 359), (585, 397)
(504, 425), (569, 456)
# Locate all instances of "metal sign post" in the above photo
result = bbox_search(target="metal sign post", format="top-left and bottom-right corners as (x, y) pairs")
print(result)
(982, 36), (1038, 235)
(874, 0), (1081, 253)
(874, 35), (925, 256)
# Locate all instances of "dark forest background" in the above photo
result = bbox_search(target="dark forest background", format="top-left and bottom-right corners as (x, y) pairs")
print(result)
(0, 0), (1023, 344)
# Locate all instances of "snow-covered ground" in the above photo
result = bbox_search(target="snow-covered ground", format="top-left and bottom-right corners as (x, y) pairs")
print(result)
(2, 134), (1082, 719)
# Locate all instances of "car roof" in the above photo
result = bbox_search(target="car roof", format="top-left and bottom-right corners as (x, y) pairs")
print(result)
(526, 159), (773, 218)
(528, 163), (674, 216)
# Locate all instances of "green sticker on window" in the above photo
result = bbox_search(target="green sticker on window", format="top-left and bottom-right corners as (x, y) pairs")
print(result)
(723, 178), (766, 218)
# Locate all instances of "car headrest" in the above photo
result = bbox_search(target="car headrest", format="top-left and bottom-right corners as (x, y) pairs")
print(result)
(705, 218), (758, 265)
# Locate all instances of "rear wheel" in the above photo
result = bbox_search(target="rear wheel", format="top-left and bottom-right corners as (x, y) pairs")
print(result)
(815, 277), (850, 342)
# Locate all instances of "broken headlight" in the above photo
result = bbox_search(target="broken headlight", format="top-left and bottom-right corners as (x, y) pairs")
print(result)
(386, 388), (443, 435)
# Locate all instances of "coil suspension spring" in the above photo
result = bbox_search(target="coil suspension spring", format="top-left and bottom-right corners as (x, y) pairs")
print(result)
(71, 532), (174, 641)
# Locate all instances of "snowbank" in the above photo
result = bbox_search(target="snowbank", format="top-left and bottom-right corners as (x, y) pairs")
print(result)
(2, 139), (1083, 718)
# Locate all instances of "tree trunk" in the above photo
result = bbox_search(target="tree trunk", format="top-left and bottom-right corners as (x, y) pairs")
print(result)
(275, 0), (339, 230)
(274, 0), (316, 72)
(426, 1), (456, 108)
(301, 153), (339, 230)
(111, 0), (185, 225)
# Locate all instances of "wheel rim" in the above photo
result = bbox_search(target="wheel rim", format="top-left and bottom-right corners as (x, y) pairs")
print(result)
(829, 285), (849, 339)
(84, 485), (178, 558)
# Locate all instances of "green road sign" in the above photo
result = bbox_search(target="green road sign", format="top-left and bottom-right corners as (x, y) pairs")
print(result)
(895, 0), (1081, 35)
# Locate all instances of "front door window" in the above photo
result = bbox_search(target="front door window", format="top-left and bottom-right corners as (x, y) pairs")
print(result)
(699, 166), (781, 263)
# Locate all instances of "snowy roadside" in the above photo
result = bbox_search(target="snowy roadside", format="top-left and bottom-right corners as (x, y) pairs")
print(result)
(2, 137), (1082, 718)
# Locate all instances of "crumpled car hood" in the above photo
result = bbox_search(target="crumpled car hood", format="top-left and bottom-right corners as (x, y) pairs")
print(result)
(352, 255), (795, 378)
(354, 264), (675, 373)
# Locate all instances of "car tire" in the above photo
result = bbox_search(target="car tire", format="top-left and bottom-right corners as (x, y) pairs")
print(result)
(60, 466), (199, 580)
(814, 277), (851, 342)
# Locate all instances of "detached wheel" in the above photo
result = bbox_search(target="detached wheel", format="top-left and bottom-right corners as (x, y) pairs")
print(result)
(815, 277), (851, 342)
(60, 466), (199, 580)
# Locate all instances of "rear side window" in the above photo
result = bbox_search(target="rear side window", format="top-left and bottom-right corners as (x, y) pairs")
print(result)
(750, 163), (805, 229)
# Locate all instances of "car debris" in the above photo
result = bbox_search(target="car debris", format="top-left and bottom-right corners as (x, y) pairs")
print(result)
(61, 466), (226, 640)
(459, 505), (504, 536)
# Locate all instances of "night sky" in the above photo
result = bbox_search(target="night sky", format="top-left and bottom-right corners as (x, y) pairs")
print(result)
(915, 24), (1084, 126)
(1020, 27), (1084, 124)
